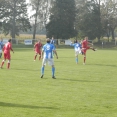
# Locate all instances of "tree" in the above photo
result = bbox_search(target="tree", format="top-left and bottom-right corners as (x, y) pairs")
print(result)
(46, 0), (77, 39)
(100, 0), (117, 41)
(75, 0), (104, 41)
(30, 0), (55, 39)
(0, 0), (31, 39)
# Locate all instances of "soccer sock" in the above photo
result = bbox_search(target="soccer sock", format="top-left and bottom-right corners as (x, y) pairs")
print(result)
(1, 60), (5, 67)
(41, 66), (44, 75)
(34, 55), (37, 60)
(76, 58), (78, 63)
(7, 63), (10, 69)
(84, 56), (86, 63)
(52, 67), (55, 76)
(92, 48), (95, 51)
(39, 56), (41, 60)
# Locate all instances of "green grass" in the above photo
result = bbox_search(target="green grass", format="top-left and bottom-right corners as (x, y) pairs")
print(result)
(0, 48), (117, 117)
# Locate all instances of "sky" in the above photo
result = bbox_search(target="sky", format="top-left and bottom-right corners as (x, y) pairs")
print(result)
(26, 0), (34, 18)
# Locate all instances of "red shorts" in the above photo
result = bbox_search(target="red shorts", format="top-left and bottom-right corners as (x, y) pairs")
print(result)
(4, 52), (11, 60)
(82, 46), (90, 54)
(35, 50), (41, 55)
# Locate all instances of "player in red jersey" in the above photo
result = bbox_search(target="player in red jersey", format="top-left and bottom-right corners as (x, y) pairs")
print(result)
(81, 36), (96, 65)
(34, 40), (42, 61)
(0, 39), (14, 69)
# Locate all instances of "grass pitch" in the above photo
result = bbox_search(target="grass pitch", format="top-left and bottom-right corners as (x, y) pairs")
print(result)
(0, 48), (117, 117)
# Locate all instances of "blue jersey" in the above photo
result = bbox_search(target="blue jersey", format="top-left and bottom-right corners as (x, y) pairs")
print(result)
(42, 43), (55, 59)
(70, 43), (81, 51)
(50, 39), (55, 45)
(0, 41), (4, 50)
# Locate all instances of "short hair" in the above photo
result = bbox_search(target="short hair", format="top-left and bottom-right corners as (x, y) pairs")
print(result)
(8, 39), (12, 42)
(46, 38), (50, 43)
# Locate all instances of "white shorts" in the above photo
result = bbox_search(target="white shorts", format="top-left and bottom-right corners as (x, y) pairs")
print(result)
(75, 49), (81, 56)
(42, 58), (54, 66)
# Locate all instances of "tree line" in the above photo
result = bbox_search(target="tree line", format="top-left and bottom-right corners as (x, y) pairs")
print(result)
(0, 0), (117, 41)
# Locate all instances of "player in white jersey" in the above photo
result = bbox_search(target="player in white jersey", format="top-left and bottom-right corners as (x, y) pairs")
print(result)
(70, 40), (82, 64)
(41, 38), (58, 79)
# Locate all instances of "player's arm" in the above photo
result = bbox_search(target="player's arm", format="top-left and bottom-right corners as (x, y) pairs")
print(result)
(10, 44), (14, 53)
(88, 42), (93, 46)
(11, 48), (14, 53)
(41, 49), (44, 59)
(70, 42), (74, 46)
(33, 44), (36, 51)
(54, 50), (58, 59)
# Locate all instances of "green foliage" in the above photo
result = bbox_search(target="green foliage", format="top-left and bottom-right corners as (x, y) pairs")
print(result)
(76, 0), (103, 40)
(0, 48), (117, 117)
(46, 0), (77, 39)
(0, 0), (31, 38)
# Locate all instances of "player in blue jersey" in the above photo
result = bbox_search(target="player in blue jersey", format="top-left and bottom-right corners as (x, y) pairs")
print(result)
(50, 37), (56, 57)
(40, 38), (58, 79)
(70, 39), (82, 64)
(0, 38), (4, 59)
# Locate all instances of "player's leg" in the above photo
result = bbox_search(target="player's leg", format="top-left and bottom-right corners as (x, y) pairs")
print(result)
(38, 51), (41, 60)
(34, 52), (38, 61)
(75, 51), (78, 64)
(0, 53), (6, 68)
(7, 59), (10, 69)
(88, 46), (96, 51)
(83, 50), (86, 65)
(52, 65), (56, 79)
(0, 50), (2, 58)
(7, 53), (11, 69)
(0, 53), (2, 58)
(49, 59), (56, 78)
(40, 58), (46, 78)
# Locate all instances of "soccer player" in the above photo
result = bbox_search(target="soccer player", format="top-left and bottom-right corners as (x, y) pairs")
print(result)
(50, 37), (56, 57)
(70, 39), (82, 64)
(0, 38), (4, 59)
(40, 38), (58, 79)
(81, 36), (96, 65)
(50, 37), (56, 46)
(0, 39), (14, 69)
(34, 40), (42, 61)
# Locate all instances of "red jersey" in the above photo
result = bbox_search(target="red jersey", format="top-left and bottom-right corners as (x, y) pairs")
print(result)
(34, 42), (42, 52)
(3, 42), (13, 54)
(82, 39), (89, 48)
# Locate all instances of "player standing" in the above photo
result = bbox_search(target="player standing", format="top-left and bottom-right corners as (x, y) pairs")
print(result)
(40, 38), (58, 79)
(50, 37), (56, 57)
(70, 39), (82, 64)
(0, 39), (14, 69)
(81, 36), (96, 65)
(34, 40), (42, 61)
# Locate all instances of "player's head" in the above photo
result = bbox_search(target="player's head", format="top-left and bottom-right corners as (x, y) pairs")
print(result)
(38, 39), (41, 43)
(46, 38), (50, 43)
(74, 39), (77, 43)
(8, 39), (12, 42)
(84, 36), (88, 40)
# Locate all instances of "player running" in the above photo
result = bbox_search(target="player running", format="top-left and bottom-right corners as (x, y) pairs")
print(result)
(81, 36), (96, 65)
(0, 39), (14, 69)
(70, 39), (82, 64)
(34, 40), (42, 61)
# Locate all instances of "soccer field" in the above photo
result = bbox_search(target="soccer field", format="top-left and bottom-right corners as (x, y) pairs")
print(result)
(0, 48), (117, 117)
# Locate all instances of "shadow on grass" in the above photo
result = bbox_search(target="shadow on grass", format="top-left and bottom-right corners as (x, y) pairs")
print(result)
(88, 64), (117, 67)
(0, 102), (57, 110)
(11, 68), (39, 71)
(57, 78), (100, 82)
